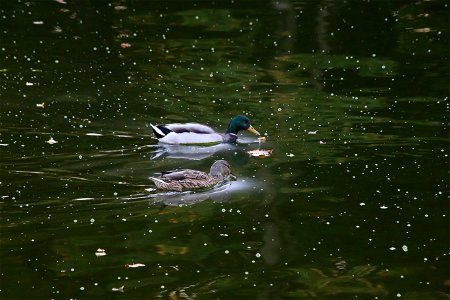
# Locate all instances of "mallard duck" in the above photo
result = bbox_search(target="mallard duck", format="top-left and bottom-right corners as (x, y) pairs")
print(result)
(150, 160), (232, 192)
(150, 115), (260, 145)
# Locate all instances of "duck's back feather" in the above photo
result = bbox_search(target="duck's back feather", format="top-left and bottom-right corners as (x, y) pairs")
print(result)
(150, 169), (219, 191)
(151, 123), (223, 144)
(161, 169), (208, 181)
(164, 123), (216, 134)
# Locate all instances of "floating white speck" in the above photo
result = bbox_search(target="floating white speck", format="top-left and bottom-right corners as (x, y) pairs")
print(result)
(0, 144), (9, 147)
(95, 248), (107, 256)
(33, 21), (44, 25)
(36, 102), (45, 108)
(319, 140), (326, 144)
(26, 82), (34, 86)
(389, 247), (396, 250)
(145, 187), (156, 192)
(85, 133), (103, 136)
(360, 202), (365, 206)
(380, 205), (388, 209)
(112, 286), (124, 292)
(46, 137), (58, 144)
(307, 130), (318, 135)
(402, 245), (408, 252)
(74, 197), (94, 201)
(286, 153), (295, 157)
(125, 263), (145, 268)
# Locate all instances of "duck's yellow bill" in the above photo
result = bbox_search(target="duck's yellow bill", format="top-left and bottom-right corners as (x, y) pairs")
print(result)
(247, 125), (260, 136)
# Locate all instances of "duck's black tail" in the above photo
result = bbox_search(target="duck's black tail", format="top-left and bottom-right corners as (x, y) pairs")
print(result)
(150, 124), (171, 139)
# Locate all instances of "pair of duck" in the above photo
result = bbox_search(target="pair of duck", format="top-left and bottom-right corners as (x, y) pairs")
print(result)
(149, 115), (260, 192)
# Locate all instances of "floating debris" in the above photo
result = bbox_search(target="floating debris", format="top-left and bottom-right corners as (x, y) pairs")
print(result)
(286, 153), (295, 157)
(85, 133), (103, 136)
(95, 248), (106, 257)
(33, 21), (44, 25)
(121, 42), (131, 49)
(46, 137), (58, 144)
(125, 263), (145, 268)
(36, 102), (45, 108)
(247, 149), (273, 157)
(413, 27), (431, 33)
(26, 82), (34, 86)
(53, 26), (63, 33)
(307, 130), (318, 135)
(112, 286), (124, 292)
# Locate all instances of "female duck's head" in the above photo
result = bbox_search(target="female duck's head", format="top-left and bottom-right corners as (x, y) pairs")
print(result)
(209, 160), (232, 178)
(226, 115), (260, 135)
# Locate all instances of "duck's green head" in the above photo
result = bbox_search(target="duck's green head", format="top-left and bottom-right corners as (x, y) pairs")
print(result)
(226, 115), (260, 135)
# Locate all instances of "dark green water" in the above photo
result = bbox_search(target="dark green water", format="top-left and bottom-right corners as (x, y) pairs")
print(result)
(1, 0), (449, 299)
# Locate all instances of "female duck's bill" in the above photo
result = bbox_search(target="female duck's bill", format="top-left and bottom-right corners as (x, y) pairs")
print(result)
(150, 115), (260, 145)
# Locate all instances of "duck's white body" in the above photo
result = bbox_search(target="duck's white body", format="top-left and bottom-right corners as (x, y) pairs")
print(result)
(150, 123), (224, 145)
(150, 116), (259, 145)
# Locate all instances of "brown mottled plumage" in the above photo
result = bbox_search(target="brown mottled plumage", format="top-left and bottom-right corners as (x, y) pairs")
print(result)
(150, 160), (232, 192)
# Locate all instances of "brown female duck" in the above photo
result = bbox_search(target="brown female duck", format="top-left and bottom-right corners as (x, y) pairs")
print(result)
(150, 160), (232, 192)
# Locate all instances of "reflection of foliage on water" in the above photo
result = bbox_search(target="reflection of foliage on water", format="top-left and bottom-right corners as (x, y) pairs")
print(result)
(285, 264), (386, 297)
(160, 263), (387, 298)
(174, 9), (242, 32)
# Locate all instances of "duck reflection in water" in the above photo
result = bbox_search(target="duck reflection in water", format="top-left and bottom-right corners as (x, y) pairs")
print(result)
(150, 135), (261, 161)
(150, 143), (235, 160)
(148, 178), (258, 207)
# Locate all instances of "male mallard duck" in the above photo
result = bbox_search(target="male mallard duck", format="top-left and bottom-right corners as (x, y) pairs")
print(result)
(150, 160), (232, 192)
(150, 115), (260, 145)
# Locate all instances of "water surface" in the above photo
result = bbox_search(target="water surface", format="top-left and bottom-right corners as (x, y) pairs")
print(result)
(1, 0), (449, 299)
